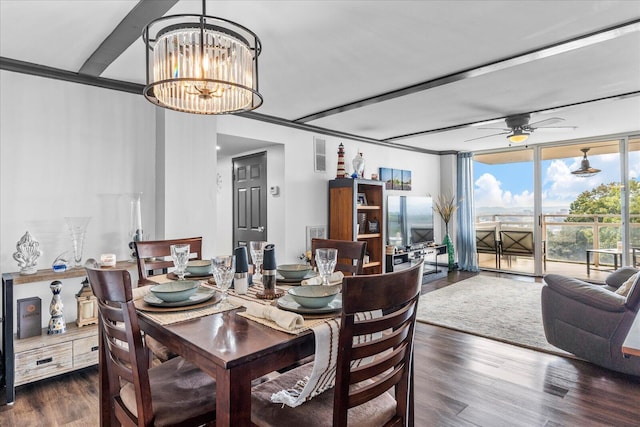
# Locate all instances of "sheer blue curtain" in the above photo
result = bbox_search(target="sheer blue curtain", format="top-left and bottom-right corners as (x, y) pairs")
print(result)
(456, 152), (479, 271)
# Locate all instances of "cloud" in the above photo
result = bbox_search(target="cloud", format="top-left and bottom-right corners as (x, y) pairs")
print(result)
(475, 173), (533, 208)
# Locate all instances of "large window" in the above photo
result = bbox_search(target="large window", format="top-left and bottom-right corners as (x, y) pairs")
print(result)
(473, 136), (639, 279)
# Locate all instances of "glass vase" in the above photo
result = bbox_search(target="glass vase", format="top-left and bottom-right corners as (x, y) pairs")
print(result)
(129, 193), (144, 261)
(443, 225), (455, 271)
(65, 217), (91, 268)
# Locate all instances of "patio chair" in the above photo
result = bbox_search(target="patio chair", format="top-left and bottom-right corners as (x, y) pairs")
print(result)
(499, 229), (534, 267)
(311, 238), (367, 275)
(85, 266), (216, 426)
(476, 228), (500, 269)
(251, 261), (424, 426)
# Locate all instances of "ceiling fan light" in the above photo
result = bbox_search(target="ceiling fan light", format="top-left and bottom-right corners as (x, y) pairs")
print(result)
(142, 1), (263, 115)
(507, 131), (529, 143)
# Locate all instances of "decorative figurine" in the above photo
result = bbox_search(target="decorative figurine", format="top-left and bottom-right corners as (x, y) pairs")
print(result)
(336, 143), (347, 178)
(13, 231), (43, 275)
(352, 152), (365, 179)
(47, 280), (66, 334)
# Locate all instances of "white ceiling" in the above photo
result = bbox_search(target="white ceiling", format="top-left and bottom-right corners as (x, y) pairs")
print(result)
(1, 0), (639, 153)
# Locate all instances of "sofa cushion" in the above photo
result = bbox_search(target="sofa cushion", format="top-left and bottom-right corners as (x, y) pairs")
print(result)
(543, 274), (626, 312)
(605, 267), (639, 289)
(615, 272), (638, 297)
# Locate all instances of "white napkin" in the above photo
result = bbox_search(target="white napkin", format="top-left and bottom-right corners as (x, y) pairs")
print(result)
(132, 285), (152, 300)
(243, 300), (304, 331)
(301, 271), (344, 286)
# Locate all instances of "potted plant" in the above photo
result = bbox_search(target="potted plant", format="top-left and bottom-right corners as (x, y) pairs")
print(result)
(433, 193), (459, 271)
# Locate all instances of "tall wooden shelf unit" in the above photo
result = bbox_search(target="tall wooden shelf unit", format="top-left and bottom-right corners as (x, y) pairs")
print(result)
(328, 178), (386, 274)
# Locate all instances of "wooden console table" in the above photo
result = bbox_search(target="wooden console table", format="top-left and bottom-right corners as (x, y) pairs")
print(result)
(1, 261), (133, 405)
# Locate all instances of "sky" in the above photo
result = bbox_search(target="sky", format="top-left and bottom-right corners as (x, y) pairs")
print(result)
(474, 150), (640, 213)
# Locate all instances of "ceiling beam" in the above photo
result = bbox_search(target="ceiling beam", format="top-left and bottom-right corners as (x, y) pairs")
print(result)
(383, 91), (640, 142)
(0, 56), (438, 155)
(1, 57), (144, 94)
(78, 0), (179, 76)
(294, 19), (640, 124)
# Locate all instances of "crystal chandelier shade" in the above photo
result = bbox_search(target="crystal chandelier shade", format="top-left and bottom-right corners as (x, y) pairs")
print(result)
(143, 4), (262, 115)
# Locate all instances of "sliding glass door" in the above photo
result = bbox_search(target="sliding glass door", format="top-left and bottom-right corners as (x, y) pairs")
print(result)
(473, 135), (639, 279)
(474, 149), (535, 275)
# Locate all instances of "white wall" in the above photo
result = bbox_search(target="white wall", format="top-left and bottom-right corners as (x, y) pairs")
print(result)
(1, 71), (442, 331)
(217, 116), (442, 263)
(1, 71), (156, 327)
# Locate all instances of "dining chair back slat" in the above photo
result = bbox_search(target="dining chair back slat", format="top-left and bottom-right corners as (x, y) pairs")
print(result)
(85, 266), (216, 427)
(134, 237), (203, 285)
(311, 238), (366, 275)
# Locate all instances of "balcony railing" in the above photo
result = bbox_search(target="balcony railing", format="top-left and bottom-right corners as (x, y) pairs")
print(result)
(476, 213), (640, 267)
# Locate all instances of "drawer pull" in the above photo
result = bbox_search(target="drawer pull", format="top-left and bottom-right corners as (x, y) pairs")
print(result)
(36, 357), (53, 365)
(91, 346), (99, 352)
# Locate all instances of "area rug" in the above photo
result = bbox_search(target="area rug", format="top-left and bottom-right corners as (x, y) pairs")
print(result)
(416, 276), (571, 357)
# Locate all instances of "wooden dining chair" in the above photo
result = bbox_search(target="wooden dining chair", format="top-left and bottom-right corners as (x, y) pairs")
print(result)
(311, 238), (367, 276)
(251, 261), (424, 427)
(85, 266), (216, 427)
(134, 237), (203, 285)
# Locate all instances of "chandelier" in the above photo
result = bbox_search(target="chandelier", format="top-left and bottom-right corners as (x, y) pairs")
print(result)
(143, 0), (263, 115)
(571, 148), (601, 177)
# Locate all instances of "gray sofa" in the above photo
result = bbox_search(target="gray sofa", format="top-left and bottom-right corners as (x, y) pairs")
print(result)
(541, 267), (640, 376)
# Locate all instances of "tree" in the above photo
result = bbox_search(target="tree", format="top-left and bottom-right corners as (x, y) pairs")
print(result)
(547, 180), (640, 262)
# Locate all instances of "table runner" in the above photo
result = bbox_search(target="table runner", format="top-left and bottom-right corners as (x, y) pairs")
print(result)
(271, 310), (382, 407)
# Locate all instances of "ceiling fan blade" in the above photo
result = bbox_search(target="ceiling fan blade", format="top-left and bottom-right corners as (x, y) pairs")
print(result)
(476, 127), (510, 131)
(533, 126), (577, 131)
(464, 131), (510, 142)
(528, 117), (564, 127)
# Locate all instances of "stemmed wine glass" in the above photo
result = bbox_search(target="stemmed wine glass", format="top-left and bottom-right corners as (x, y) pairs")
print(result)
(315, 248), (338, 286)
(170, 244), (190, 280)
(249, 241), (267, 281)
(211, 255), (236, 309)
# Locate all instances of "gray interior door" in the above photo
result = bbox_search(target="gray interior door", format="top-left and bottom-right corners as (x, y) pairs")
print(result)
(233, 152), (268, 249)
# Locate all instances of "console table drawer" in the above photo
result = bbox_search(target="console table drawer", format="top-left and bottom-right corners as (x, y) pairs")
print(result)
(15, 342), (73, 386)
(73, 335), (99, 368)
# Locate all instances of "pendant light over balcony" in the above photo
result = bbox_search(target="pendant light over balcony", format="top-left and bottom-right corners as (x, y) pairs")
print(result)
(143, 0), (263, 115)
(571, 148), (601, 177)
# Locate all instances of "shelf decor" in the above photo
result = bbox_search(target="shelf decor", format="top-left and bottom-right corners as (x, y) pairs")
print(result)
(13, 231), (43, 275)
(75, 278), (98, 328)
(47, 280), (66, 335)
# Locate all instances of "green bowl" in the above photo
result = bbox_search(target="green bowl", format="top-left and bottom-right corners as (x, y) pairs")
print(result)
(288, 285), (340, 308)
(277, 264), (312, 280)
(186, 260), (212, 276)
(150, 281), (200, 302)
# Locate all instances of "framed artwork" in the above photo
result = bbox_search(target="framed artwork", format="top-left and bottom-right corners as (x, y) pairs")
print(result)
(402, 170), (412, 191)
(306, 225), (326, 250)
(392, 169), (403, 190)
(379, 167), (393, 190)
(357, 192), (368, 206)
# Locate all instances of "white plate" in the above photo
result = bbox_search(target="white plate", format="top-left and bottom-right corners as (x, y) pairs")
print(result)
(276, 293), (342, 314)
(143, 286), (218, 307)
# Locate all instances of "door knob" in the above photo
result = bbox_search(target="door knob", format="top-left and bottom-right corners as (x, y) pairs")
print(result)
(257, 226), (265, 232)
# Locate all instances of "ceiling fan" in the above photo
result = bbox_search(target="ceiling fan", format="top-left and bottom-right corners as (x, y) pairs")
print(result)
(466, 113), (576, 143)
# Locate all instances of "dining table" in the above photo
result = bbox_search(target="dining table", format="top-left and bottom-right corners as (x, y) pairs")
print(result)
(98, 274), (338, 427)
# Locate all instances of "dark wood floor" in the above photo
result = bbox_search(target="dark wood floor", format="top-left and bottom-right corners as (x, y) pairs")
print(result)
(2, 271), (639, 426)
